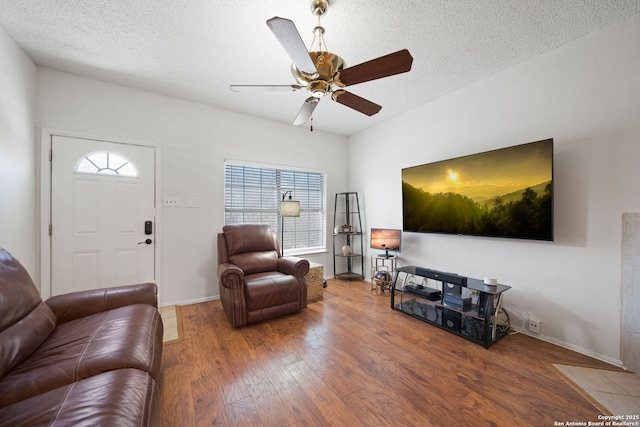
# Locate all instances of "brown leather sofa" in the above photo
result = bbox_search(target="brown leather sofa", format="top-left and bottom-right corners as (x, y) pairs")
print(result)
(217, 224), (310, 327)
(0, 247), (163, 426)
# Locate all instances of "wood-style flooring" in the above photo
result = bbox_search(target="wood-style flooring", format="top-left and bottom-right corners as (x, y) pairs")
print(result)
(160, 279), (619, 426)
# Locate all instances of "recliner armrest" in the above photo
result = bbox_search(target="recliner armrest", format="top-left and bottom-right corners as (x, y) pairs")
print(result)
(45, 282), (158, 324)
(217, 263), (245, 289)
(278, 257), (310, 281)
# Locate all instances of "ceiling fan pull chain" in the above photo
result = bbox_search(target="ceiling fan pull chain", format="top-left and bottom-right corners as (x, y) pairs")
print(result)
(310, 117), (314, 132)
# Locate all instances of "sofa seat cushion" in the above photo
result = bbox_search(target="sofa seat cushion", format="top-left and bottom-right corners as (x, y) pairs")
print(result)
(245, 271), (301, 311)
(0, 368), (159, 427)
(0, 304), (162, 407)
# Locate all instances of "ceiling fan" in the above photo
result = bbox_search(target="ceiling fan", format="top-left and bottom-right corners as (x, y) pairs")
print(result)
(230, 0), (414, 128)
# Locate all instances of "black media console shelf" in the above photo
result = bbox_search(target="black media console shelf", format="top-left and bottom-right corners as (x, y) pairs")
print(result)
(390, 266), (511, 348)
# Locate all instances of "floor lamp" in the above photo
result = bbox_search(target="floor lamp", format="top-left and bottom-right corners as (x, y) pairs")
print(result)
(280, 191), (300, 256)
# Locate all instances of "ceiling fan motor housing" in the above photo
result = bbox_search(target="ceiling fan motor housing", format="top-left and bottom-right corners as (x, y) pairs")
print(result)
(291, 51), (345, 97)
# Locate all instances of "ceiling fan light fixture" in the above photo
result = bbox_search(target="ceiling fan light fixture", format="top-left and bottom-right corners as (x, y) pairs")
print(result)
(308, 80), (331, 97)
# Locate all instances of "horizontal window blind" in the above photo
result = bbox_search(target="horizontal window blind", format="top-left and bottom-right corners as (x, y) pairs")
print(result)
(224, 162), (326, 254)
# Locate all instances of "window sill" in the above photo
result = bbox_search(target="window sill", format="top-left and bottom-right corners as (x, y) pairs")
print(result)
(284, 248), (328, 257)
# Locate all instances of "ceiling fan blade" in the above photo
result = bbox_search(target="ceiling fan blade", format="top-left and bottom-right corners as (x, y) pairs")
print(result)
(336, 49), (413, 87)
(266, 17), (317, 76)
(331, 90), (381, 116)
(293, 97), (320, 125)
(229, 84), (303, 93)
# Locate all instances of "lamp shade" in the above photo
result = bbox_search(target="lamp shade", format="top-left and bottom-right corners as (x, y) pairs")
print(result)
(280, 200), (300, 217)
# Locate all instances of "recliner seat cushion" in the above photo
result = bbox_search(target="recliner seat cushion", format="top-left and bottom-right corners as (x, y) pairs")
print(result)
(245, 272), (301, 311)
(0, 304), (162, 407)
(0, 368), (159, 427)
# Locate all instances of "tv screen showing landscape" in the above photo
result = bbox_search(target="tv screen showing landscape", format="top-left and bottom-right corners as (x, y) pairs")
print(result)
(402, 138), (553, 241)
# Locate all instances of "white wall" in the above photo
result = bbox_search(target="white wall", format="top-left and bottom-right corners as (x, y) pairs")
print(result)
(0, 27), (37, 274)
(349, 15), (640, 364)
(36, 69), (349, 306)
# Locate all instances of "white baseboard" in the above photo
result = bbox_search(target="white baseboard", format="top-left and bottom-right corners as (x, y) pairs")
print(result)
(519, 330), (625, 369)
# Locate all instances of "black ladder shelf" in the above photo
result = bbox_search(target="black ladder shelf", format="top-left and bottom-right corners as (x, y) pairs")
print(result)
(333, 192), (364, 280)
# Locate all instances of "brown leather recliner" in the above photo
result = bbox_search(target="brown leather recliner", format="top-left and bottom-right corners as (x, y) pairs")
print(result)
(0, 247), (162, 426)
(217, 224), (310, 327)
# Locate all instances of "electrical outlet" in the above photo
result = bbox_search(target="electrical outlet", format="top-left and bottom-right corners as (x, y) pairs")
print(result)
(163, 197), (180, 207)
(529, 318), (541, 334)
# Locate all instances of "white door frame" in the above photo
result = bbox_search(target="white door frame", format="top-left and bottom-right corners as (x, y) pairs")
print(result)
(38, 128), (163, 303)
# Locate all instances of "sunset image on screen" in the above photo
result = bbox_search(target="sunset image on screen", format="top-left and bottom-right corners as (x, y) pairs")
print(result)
(402, 139), (553, 240)
(371, 229), (401, 250)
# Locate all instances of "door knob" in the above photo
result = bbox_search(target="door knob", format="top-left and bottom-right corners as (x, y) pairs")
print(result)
(138, 239), (152, 245)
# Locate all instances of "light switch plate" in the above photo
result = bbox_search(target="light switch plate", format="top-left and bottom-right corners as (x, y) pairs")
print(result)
(186, 197), (200, 208)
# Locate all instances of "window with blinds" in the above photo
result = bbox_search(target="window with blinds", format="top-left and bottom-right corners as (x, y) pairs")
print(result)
(224, 162), (326, 255)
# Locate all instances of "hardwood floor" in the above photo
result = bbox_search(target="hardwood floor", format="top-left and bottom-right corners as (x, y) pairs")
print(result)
(160, 279), (618, 426)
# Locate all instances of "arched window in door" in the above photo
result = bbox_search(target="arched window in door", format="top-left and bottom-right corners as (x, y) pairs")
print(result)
(73, 151), (138, 177)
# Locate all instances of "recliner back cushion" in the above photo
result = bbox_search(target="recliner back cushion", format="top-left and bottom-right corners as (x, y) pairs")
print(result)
(0, 302), (56, 378)
(230, 251), (279, 275)
(222, 224), (278, 274)
(0, 248), (56, 378)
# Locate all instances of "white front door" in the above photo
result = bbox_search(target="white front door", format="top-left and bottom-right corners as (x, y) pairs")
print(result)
(51, 135), (156, 296)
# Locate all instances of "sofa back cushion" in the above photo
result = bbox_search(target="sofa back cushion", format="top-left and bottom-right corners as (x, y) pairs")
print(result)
(222, 224), (278, 275)
(0, 248), (56, 378)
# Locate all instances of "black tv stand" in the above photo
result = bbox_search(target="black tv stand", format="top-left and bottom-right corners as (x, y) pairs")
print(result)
(390, 266), (511, 348)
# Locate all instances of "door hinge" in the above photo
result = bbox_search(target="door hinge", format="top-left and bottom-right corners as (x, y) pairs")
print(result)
(49, 149), (52, 162)
(49, 224), (52, 236)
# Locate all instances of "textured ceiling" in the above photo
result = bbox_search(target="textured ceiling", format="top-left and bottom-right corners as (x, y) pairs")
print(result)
(1, 0), (639, 136)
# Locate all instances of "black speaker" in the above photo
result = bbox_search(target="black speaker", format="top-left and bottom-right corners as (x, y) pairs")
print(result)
(443, 309), (461, 332)
(443, 282), (462, 297)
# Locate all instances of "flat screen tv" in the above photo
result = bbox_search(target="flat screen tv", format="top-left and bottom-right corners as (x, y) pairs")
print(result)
(370, 228), (402, 258)
(402, 138), (553, 241)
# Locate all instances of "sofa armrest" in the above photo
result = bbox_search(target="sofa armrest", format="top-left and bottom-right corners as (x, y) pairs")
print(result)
(45, 282), (158, 324)
(217, 263), (245, 289)
(278, 257), (310, 281)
